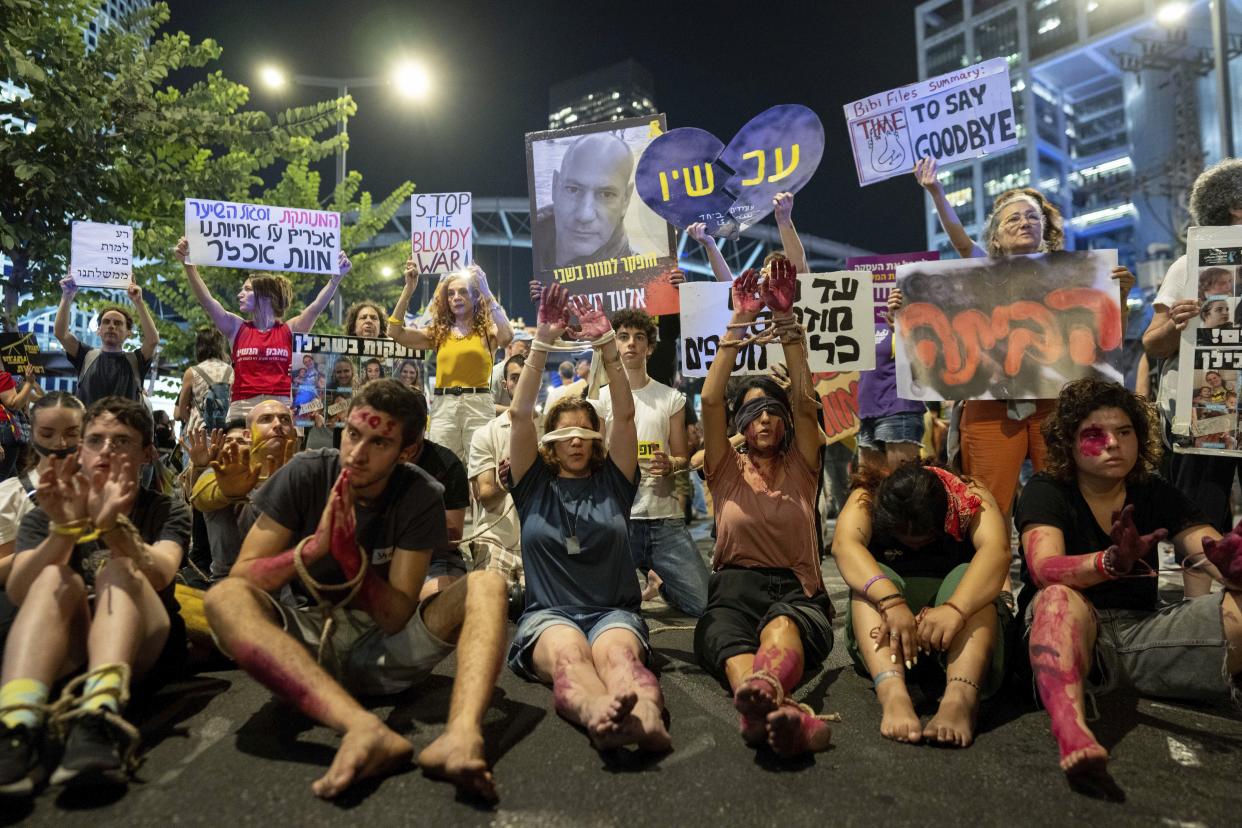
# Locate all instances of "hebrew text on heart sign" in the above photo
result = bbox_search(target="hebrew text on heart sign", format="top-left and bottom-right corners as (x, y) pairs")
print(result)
(634, 105), (824, 240)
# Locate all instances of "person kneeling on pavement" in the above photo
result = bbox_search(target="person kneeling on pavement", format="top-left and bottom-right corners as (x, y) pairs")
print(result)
(204, 379), (508, 801)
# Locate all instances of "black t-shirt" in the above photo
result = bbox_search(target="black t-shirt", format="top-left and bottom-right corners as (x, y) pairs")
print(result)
(251, 449), (447, 593)
(1014, 472), (1209, 612)
(413, 439), (470, 564)
(68, 346), (151, 406)
(867, 531), (975, 579)
(17, 487), (190, 610)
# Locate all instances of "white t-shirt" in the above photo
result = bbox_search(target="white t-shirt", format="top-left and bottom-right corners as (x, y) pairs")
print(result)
(0, 468), (40, 546)
(597, 378), (686, 520)
(467, 413), (521, 550)
(1153, 254), (1189, 425)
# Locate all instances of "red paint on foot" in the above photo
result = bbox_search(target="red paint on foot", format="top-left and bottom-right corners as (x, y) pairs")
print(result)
(753, 645), (804, 695)
(1029, 589), (1101, 764)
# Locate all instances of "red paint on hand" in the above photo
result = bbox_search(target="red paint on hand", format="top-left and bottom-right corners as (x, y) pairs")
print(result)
(1103, 504), (1166, 576)
(1202, 525), (1242, 583)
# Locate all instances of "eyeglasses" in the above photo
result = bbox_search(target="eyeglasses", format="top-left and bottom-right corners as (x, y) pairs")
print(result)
(1002, 210), (1042, 228)
(83, 434), (137, 452)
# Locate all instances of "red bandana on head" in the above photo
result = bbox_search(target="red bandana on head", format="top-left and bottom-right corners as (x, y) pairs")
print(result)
(925, 466), (982, 541)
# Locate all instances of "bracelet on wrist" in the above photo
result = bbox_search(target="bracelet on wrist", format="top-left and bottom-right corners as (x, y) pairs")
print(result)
(942, 600), (967, 622)
(387, 315), (403, 326)
(872, 591), (904, 607)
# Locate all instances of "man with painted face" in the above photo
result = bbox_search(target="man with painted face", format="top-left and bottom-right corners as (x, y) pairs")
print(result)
(189, 400), (297, 515)
(597, 305), (708, 616)
(55, 278), (159, 407)
(0, 396), (189, 795)
(1015, 378), (1242, 791)
(535, 132), (636, 272)
(204, 379), (509, 802)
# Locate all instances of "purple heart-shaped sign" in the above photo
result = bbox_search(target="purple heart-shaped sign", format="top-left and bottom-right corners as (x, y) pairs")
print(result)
(635, 105), (824, 240)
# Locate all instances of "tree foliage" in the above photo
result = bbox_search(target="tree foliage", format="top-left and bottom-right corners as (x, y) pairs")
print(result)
(1, 0), (414, 365)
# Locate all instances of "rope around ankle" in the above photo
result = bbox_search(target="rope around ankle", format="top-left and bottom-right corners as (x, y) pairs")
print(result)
(292, 536), (370, 665)
(48, 663), (143, 773)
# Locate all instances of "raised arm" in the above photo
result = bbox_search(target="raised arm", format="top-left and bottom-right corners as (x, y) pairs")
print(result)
(388, 258), (436, 350)
(287, 251), (351, 333)
(54, 277), (82, 358)
(127, 282), (160, 362)
(702, 270), (762, 474)
(575, 297), (636, 480)
(772, 192), (808, 274)
(509, 284), (572, 485)
(472, 265), (513, 351)
(174, 237), (243, 341)
(915, 157), (984, 259)
(762, 260), (821, 471)
(688, 222), (735, 283)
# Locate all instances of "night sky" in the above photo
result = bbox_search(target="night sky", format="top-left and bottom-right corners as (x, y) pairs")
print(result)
(163, 0), (929, 258)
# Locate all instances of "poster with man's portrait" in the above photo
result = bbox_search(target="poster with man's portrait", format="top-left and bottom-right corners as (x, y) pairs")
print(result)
(527, 114), (678, 315)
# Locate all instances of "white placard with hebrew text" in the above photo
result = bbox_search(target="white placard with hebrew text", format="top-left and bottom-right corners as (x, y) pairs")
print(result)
(185, 199), (341, 276)
(71, 221), (132, 290)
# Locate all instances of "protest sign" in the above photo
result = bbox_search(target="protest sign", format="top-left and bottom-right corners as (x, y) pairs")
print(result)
(893, 251), (1122, 401)
(527, 114), (678, 315)
(0, 333), (75, 379)
(1171, 226), (1242, 456)
(411, 192), (472, 274)
(635, 105), (825, 240)
(844, 58), (1018, 187)
(185, 199), (341, 276)
(291, 334), (425, 428)
(71, 221), (132, 290)
(678, 273), (875, 379)
(815, 371), (861, 444)
(846, 251), (940, 330)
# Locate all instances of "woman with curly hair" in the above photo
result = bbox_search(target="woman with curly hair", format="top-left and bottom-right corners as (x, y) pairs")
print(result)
(833, 462), (1009, 747)
(889, 157), (1135, 523)
(1144, 159), (1242, 541)
(344, 300), (386, 339)
(388, 259), (513, 462)
(1014, 378), (1242, 787)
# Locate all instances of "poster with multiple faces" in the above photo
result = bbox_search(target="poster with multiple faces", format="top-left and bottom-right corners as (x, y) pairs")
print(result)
(290, 334), (425, 428)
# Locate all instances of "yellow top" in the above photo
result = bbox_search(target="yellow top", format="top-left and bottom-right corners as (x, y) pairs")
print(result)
(436, 331), (491, 388)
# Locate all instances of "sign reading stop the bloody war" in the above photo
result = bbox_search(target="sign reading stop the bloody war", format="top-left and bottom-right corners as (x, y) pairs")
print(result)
(71, 221), (132, 290)
(678, 273), (875, 378)
(1171, 226), (1242, 456)
(290, 334), (426, 428)
(410, 192), (472, 274)
(185, 199), (341, 276)
(893, 251), (1122, 401)
(846, 251), (940, 330)
(844, 58), (1018, 187)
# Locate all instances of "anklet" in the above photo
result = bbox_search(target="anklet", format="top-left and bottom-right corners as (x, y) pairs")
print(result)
(872, 669), (901, 688)
(948, 675), (980, 691)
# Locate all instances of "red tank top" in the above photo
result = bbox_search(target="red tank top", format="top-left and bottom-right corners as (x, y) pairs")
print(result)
(231, 321), (293, 400)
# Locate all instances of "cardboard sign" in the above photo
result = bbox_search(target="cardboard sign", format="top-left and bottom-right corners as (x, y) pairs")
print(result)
(635, 105), (825, 239)
(815, 371), (861, 445)
(0, 333), (75, 379)
(1171, 226), (1242, 456)
(185, 199), (341, 275)
(527, 114), (678, 315)
(846, 251), (940, 331)
(844, 58), (1018, 186)
(291, 334), (425, 428)
(71, 221), (132, 289)
(410, 192), (472, 274)
(678, 273), (876, 378)
(894, 251), (1122, 400)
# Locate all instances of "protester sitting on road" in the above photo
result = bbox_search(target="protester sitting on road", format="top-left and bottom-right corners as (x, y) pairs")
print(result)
(693, 261), (838, 757)
(505, 283), (671, 754)
(54, 279), (159, 408)
(174, 236), (351, 421)
(833, 462), (1010, 747)
(389, 258), (513, 465)
(409, 428), (471, 601)
(189, 400), (297, 516)
(889, 157), (1134, 525)
(0, 397), (189, 796)
(204, 379), (509, 801)
(1015, 378), (1242, 789)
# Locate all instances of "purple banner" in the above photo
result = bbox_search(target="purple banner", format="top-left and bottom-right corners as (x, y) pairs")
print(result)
(847, 251), (940, 331)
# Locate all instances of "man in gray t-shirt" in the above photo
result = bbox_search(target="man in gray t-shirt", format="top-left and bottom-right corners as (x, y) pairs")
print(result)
(205, 379), (510, 803)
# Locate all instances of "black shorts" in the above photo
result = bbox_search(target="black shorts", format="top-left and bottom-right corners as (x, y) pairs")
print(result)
(693, 566), (835, 686)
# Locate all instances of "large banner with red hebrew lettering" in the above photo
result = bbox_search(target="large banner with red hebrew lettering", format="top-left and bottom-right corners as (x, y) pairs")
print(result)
(893, 251), (1122, 401)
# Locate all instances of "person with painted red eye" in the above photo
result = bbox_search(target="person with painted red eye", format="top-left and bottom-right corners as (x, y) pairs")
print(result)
(1014, 378), (1242, 792)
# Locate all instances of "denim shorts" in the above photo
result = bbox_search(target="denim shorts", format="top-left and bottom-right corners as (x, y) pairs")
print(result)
(858, 411), (925, 450)
(1023, 590), (1234, 702)
(507, 606), (650, 682)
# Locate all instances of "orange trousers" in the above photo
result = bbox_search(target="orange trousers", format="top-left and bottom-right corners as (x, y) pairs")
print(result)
(958, 399), (1056, 520)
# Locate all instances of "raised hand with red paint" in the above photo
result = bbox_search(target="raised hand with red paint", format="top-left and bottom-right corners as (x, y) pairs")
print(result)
(1200, 521), (1242, 585)
(760, 256), (797, 314)
(731, 268), (764, 318)
(1101, 503), (1166, 576)
(537, 281), (572, 339)
(569, 295), (611, 341)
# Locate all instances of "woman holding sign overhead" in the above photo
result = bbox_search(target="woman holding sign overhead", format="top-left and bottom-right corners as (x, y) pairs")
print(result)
(174, 237), (351, 421)
(388, 258), (512, 463)
(888, 158), (1135, 524)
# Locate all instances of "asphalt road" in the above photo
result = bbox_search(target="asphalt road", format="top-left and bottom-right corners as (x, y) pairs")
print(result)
(7, 522), (1241, 827)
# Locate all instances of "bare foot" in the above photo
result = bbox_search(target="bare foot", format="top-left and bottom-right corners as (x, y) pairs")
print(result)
(641, 571), (664, 603)
(738, 715), (767, 747)
(417, 726), (497, 803)
(765, 703), (831, 756)
(733, 674), (779, 721)
(311, 717), (412, 799)
(586, 691), (638, 749)
(877, 682), (922, 744)
(631, 699), (672, 753)
(1062, 743), (1109, 779)
(924, 692), (977, 747)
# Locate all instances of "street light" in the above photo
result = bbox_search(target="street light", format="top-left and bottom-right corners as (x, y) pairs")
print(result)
(1155, 1), (1188, 25)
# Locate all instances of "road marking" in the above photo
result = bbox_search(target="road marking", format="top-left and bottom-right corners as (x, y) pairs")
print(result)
(153, 715), (234, 786)
(1166, 736), (1201, 768)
